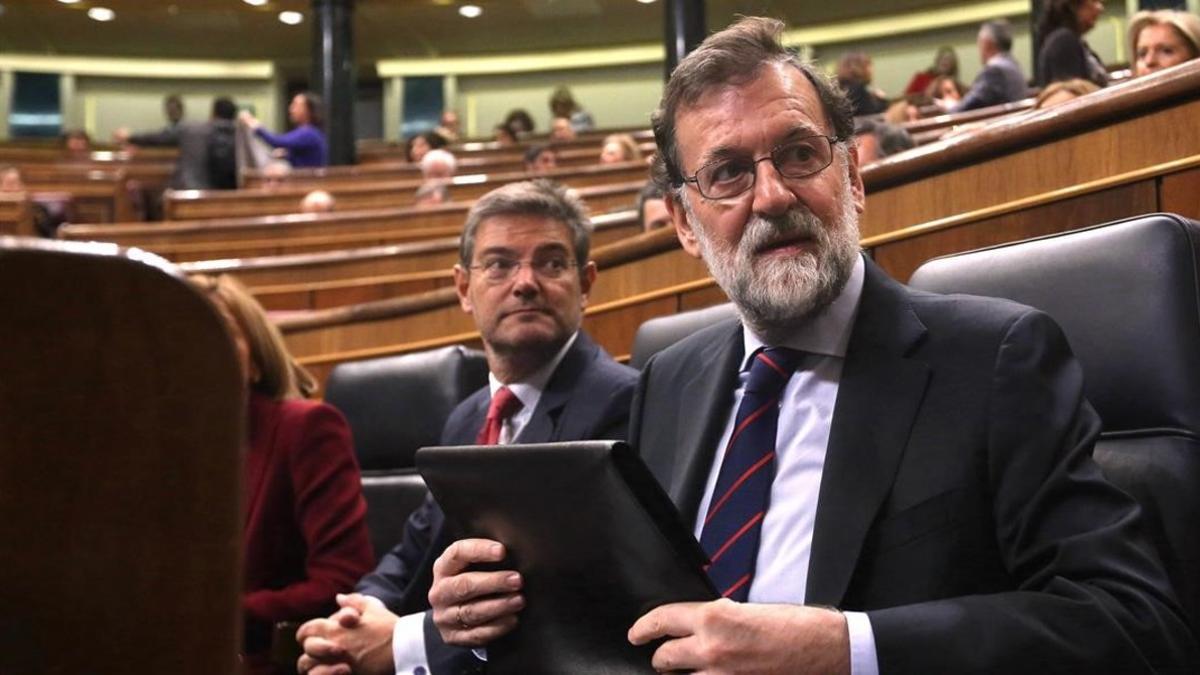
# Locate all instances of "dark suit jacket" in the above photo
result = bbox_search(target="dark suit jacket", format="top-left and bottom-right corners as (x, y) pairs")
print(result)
(356, 332), (638, 673)
(243, 393), (374, 674)
(954, 52), (1028, 112)
(130, 119), (236, 189)
(630, 259), (1197, 673)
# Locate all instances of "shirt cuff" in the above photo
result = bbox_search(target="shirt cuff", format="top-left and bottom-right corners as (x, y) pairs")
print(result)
(844, 611), (879, 675)
(391, 611), (430, 675)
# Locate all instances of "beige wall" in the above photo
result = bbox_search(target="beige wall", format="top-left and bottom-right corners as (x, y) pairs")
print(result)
(72, 77), (279, 141)
(454, 62), (663, 137)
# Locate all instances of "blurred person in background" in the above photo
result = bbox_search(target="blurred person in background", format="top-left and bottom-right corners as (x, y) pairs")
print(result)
(904, 46), (960, 95)
(1129, 10), (1200, 77)
(1035, 0), (1108, 87)
(191, 274), (372, 675)
(599, 133), (642, 164)
(240, 92), (328, 168)
(837, 51), (889, 116)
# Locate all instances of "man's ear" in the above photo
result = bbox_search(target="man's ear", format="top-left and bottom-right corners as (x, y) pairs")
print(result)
(453, 264), (473, 314)
(578, 260), (598, 308)
(666, 192), (703, 258)
(845, 144), (866, 215)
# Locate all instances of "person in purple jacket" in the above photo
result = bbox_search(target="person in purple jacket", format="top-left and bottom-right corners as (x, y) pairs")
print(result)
(240, 91), (328, 168)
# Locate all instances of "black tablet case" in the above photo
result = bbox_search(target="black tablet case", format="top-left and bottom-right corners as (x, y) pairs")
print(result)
(415, 440), (716, 674)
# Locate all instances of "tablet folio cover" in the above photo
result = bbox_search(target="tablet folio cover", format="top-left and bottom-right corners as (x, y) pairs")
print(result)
(415, 440), (716, 675)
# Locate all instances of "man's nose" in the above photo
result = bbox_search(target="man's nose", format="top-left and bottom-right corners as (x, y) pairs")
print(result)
(510, 263), (540, 296)
(750, 160), (798, 218)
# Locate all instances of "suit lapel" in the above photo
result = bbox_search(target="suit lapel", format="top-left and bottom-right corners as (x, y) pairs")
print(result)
(666, 321), (744, 519)
(805, 261), (930, 607)
(518, 332), (596, 443)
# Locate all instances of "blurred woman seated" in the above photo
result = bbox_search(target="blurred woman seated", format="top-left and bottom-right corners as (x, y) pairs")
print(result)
(192, 274), (373, 675)
(1129, 10), (1200, 77)
(904, 46), (960, 96)
(599, 133), (642, 164)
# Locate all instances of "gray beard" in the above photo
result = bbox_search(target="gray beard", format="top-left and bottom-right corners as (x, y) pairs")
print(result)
(682, 178), (861, 345)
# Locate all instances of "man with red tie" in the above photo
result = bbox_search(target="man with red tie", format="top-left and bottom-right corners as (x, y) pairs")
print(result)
(295, 179), (637, 675)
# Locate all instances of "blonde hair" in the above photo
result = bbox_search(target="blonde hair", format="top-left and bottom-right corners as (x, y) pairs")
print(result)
(602, 133), (642, 162)
(1129, 10), (1200, 62)
(1034, 78), (1101, 108)
(191, 274), (316, 400)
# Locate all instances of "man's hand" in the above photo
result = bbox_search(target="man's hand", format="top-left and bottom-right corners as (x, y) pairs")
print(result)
(296, 593), (397, 675)
(428, 538), (525, 647)
(238, 110), (260, 129)
(628, 599), (850, 675)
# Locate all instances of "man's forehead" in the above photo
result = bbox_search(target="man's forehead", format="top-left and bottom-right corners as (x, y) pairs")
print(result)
(475, 213), (573, 249)
(674, 63), (829, 155)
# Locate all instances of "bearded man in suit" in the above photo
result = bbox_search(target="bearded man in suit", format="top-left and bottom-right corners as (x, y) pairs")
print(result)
(401, 16), (1193, 675)
(295, 178), (637, 675)
(620, 16), (1195, 675)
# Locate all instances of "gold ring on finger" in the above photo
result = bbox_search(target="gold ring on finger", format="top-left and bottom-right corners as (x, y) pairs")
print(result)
(457, 605), (470, 630)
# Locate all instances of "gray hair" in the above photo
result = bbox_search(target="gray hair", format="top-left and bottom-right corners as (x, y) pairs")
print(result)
(854, 119), (915, 159)
(980, 20), (1013, 52)
(459, 179), (592, 267)
(651, 16), (855, 197)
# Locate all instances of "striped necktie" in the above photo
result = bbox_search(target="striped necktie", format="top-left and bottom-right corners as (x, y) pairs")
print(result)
(476, 386), (523, 445)
(699, 346), (802, 601)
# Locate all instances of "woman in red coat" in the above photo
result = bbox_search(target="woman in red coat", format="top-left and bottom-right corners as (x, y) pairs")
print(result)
(195, 274), (374, 674)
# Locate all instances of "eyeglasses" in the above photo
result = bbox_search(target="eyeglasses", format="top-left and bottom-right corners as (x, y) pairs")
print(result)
(681, 135), (842, 200)
(469, 255), (578, 283)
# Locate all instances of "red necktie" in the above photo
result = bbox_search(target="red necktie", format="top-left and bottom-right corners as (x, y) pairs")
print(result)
(476, 386), (524, 445)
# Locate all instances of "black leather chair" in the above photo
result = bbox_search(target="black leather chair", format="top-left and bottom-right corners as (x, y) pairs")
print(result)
(907, 212), (1200, 635)
(325, 345), (489, 563)
(629, 302), (737, 369)
(325, 345), (489, 471)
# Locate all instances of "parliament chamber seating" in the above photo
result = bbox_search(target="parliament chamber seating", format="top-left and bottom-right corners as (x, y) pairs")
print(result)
(908, 212), (1200, 636)
(0, 236), (243, 672)
(629, 302), (736, 369)
(324, 345), (489, 561)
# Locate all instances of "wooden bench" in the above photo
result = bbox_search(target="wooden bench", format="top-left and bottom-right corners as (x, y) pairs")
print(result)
(164, 161), (649, 220)
(277, 227), (709, 389)
(0, 236), (241, 673)
(14, 166), (138, 222)
(62, 183), (644, 262)
(357, 129), (654, 163)
(245, 210), (643, 310)
(241, 143), (655, 189)
(861, 60), (1200, 243)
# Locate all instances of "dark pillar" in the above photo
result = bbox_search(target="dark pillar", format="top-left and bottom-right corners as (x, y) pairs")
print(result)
(663, 0), (707, 80)
(312, 0), (355, 165)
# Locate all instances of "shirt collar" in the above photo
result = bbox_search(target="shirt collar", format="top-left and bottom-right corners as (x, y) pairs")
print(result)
(741, 253), (865, 369)
(487, 330), (579, 410)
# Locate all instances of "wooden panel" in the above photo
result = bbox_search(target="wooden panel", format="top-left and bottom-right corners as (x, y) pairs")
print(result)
(584, 296), (677, 359)
(864, 96), (1200, 239)
(0, 239), (241, 673)
(1160, 168), (1200, 221)
(215, 248), (461, 287)
(872, 180), (1158, 283)
(589, 248), (710, 305)
(678, 282), (726, 311)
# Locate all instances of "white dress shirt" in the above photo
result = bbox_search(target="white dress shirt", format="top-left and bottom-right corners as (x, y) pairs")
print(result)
(388, 333), (578, 675)
(693, 255), (878, 675)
